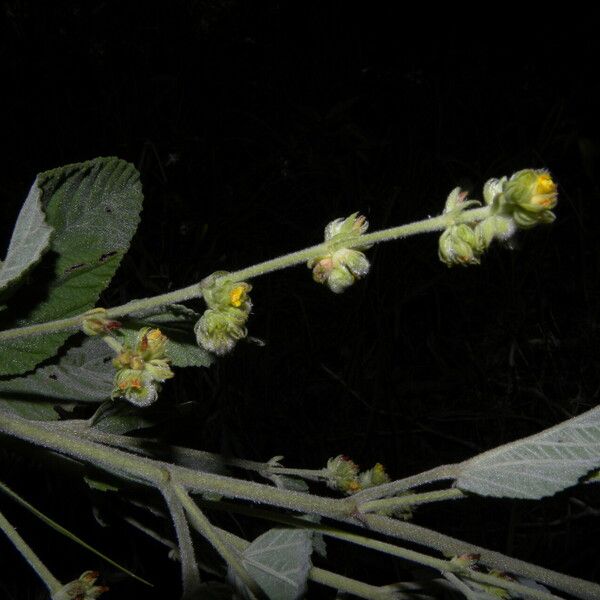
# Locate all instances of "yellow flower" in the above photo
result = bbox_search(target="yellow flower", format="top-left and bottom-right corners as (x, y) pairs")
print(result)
(503, 169), (558, 228)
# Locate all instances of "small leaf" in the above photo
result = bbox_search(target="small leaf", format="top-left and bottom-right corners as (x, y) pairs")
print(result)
(121, 304), (213, 368)
(0, 337), (114, 403)
(92, 403), (154, 434)
(0, 157), (143, 376)
(0, 179), (53, 292)
(240, 528), (312, 600)
(456, 405), (600, 499)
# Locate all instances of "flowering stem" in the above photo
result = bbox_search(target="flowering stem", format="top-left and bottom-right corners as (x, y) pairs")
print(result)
(0, 205), (491, 343)
(1, 409), (598, 600)
(0, 506), (62, 594)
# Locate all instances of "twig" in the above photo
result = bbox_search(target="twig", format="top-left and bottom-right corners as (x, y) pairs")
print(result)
(0, 506), (62, 594)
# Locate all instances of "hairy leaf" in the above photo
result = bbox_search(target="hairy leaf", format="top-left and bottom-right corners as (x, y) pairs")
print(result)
(0, 180), (53, 292)
(121, 304), (213, 368)
(0, 337), (114, 403)
(240, 529), (312, 600)
(456, 405), (600, 499)
(0, 399), (60, 420)
(0, 157), (143, 376)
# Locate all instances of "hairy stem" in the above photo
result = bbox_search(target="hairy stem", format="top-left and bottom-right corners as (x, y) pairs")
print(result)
(0, 205), (490, 342)
(173, 485), (265, 599)
(161, 485), (202, 598)
(2, 409), (597, 600)
(0, 506), (62, 594)
(358, 488), (466, 514)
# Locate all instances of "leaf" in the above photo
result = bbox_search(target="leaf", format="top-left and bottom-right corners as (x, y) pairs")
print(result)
(0, 337), (114, 403)
(0, 399), (60, 420)
(456, 405), (600, 499)
(121, 304), (213, 368)
(0, 157), (143, 376)
(0, 179), (53, 292)
(240, 529), (312, 600)
(92, 403), (155, 434)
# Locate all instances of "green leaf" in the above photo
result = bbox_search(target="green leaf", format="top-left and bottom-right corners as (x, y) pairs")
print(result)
(0, 157), (143, 376)
(0, 179), (53, 292)
(456, 405), (600, 499)
(240, 529), (312, 600)
(0, 337), (114, 403)
(0, 399), (60, 420)
(92, 403), (155, 434)
(121, 304), (213, 368)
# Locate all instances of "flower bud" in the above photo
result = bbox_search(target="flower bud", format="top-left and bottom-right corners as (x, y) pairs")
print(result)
(326, 455), (360, 493)
(194, 307), (248, 356)
(53, 571), (109, 600)
(357, 463), (390, 489)
(137, 327), (168, 360)
(482, 177), (506, 208)
(112, 369), (158, 407)
(81, 308), (121, 336)
(503, 169), (558, 229)
(438, 224), (481, 267)
(474, 215), (516, 248)
(309, 213), (371, 293)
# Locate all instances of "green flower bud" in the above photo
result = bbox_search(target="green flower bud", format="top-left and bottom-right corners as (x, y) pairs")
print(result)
(53, 571), (109, 600)
(112, 368), (158, 407)
(442, 187), (480, 215)
(482, 177), (506, 208)
(325, 212), (369, 241)
(357, 463), (390, 489)
(438, 224), (481, 267)
(503, 169), (558, 229)
(309, 213), (371, 293)
(194, 307), (248, 355)
(326, 455), (360, 493)
(474, 215), (516, 248)
(137, 327), (169, 360)
(81, 308), (121, 336)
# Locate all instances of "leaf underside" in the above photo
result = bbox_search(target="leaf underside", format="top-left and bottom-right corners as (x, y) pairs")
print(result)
(456, 404), (600, 499)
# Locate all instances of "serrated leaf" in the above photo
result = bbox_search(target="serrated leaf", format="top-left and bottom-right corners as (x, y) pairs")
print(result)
(456, 405), (600, 499)
(240, 529), (312, 600)
(0, 179), (53, 292)
(121, 304), (213, 368)
(0, 157), (143, 376)
(0, 337), (114, 403)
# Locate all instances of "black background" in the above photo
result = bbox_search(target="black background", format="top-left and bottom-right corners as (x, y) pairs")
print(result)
(1, 3), (599, 598)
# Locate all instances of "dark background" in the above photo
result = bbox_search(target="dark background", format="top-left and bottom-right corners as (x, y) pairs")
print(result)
(1, 2), (599, 598)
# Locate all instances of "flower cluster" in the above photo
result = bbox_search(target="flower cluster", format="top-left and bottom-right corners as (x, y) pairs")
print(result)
(438, 169), (557, 267)
(325, 455), (390, 494)
(111, 327), (174, 406)
(308, 213), (372, 293)
(195, 273), (253, 355)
